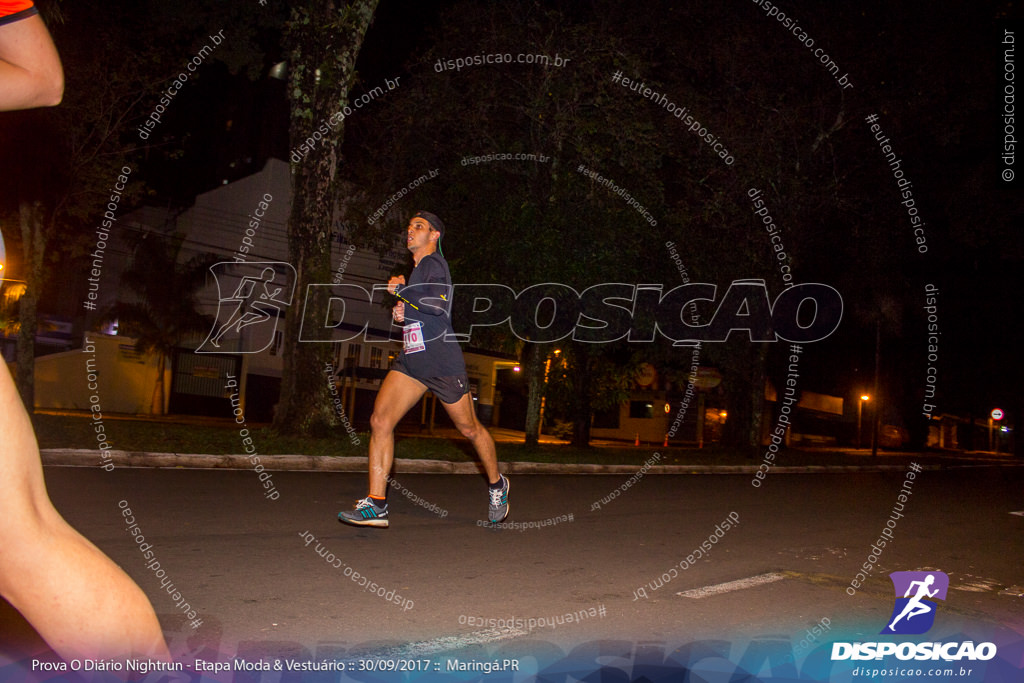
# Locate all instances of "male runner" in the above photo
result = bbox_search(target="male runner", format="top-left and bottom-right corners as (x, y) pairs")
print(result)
(339, 211), (509, 527)
(0, 3), (169, 659)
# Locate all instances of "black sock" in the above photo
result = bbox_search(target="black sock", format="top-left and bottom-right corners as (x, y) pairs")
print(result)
(488, 477), (504, 489)
(369, 494), (387, 508)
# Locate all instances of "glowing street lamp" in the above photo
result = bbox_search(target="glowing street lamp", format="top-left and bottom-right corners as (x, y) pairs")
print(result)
(538, 349), (561, 433)
(0, 230), (25, 284)
(857, 394), (870, 448)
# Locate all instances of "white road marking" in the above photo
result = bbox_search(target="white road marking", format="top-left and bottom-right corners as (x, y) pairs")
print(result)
(1009, 511), (1024, 517)
(363, 626), (529, 658)
(953, 579), (1001, 592)
(677, 572), (786, 598)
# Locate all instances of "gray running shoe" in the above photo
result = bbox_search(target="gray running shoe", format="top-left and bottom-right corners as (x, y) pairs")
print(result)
(338, 497), (389, 528)
(488, 475), (510, 523)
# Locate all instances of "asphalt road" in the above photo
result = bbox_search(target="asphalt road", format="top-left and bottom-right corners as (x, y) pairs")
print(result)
(3, 464), (1023, 679)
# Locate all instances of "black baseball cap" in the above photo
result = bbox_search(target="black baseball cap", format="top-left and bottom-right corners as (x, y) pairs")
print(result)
(413, 210), (445, 238)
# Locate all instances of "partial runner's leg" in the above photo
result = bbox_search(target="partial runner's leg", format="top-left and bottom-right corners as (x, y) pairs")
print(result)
(442, 392), (508, 522)
(442, 392), (500, 483)
(367, 369), (427, 497)
(0, 363), (170, 660)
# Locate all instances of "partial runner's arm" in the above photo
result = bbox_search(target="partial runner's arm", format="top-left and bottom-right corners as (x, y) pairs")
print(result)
(394, 259), (451, 316)
(0, 2), (63, 111)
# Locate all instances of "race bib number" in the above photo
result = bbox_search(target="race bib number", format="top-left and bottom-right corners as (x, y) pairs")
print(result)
(403, 321), (426, 354)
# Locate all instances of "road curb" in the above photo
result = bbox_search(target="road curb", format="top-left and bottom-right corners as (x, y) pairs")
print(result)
(37, 448), (1010, 475)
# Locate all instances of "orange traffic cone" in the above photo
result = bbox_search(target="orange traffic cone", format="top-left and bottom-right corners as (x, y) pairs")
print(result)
(634, 432), (640, 446)
(663, 434), (669, 448)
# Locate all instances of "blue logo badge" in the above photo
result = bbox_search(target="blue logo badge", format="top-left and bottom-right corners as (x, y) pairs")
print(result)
(882, 571), (949, 635)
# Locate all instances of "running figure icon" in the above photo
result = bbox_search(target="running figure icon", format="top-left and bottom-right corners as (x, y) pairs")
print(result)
(888, 574), (938, 631)
(881, 570), (949, 635)
(210, 267), (286, 347)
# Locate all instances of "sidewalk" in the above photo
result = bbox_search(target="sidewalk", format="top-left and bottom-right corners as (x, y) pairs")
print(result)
(36, 410), (1021, 474)
(39, 447), (1024, 476)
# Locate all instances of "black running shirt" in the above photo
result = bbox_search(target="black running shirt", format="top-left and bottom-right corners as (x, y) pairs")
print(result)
(393, 252), (466, 378)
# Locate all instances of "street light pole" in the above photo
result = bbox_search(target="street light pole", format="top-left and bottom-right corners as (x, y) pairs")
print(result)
(871, 320), (881, 457)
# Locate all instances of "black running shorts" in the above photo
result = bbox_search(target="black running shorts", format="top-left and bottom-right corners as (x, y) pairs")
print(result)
(390, 356), (470, 405)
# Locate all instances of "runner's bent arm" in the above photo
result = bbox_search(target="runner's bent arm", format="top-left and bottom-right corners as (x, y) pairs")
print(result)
(0, 2), (64, 110)
(394, 259), (451, 316)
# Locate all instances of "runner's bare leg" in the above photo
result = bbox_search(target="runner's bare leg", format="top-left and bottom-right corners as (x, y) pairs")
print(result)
(441, 392), (500, 483)
(367, 370), (428, 497)
(0, 363), (169, 660)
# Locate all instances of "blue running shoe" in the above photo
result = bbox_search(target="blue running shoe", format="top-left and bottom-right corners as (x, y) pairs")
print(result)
(488, 475), (509, 523)
(338, 497), (389, 528)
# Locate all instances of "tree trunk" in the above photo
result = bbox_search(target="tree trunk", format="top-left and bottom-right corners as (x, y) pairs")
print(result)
(571, 344), (593, 448)
(747, 345), (768, 457)
(274, 0), (379, 434)
(720, 341), (766, 455)
(15, 200), (46, 410)
(523, 343), (546, 447)
(151, 352), (166, 415)
(276, 151), (337, 433)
